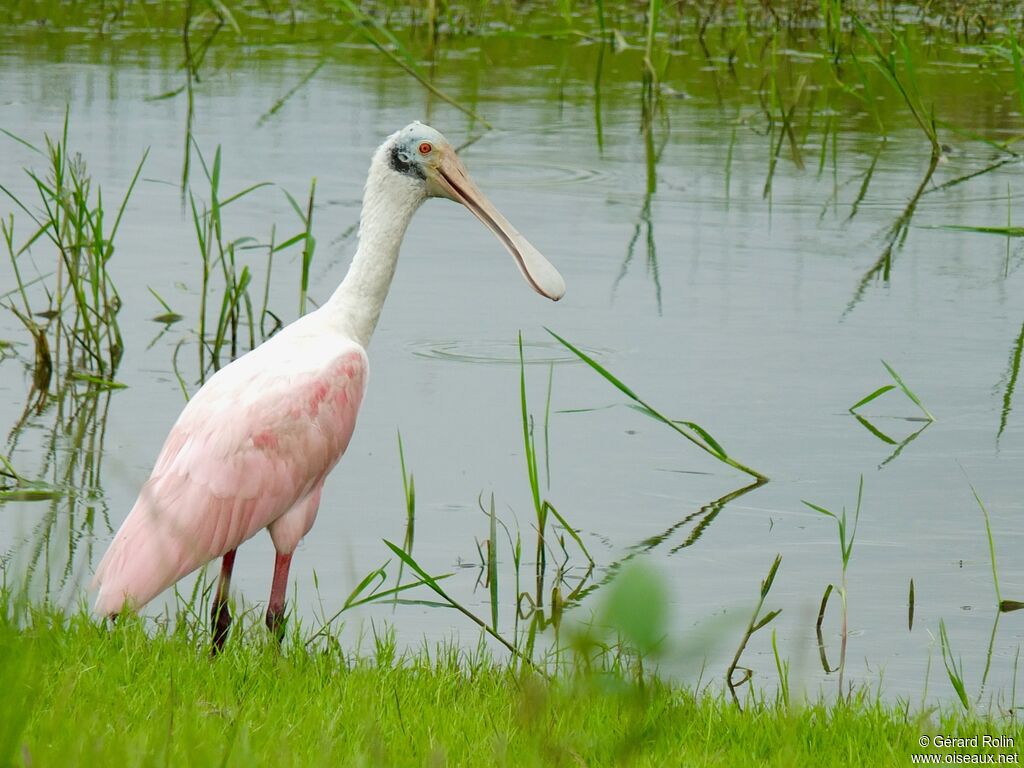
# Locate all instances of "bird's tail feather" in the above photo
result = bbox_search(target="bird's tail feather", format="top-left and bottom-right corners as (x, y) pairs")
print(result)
(92, 485), (204, 616)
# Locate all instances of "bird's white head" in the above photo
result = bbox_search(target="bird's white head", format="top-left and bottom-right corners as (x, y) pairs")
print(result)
(377, 122), (566, 301)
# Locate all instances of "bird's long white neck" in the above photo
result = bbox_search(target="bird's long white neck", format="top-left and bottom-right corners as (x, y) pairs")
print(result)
(327, 150), (426, 347)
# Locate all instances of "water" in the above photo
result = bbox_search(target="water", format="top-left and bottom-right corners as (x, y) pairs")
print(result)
(1, 22), (1023, 708)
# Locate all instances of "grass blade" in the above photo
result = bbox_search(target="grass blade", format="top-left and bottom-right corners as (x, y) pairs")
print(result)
(382, 540), (530, 665)
(849, 385), (896, 412)
(881, 360), (934, 421)
(939, 619), (970, 711)
(547, 328), (767, 481)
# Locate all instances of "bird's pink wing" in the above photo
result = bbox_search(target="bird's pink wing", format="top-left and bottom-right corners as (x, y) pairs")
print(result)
(93, 341), (367, 615)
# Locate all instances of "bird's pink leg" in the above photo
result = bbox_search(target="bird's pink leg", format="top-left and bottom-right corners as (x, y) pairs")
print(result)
(265, 551), (292, 643)
(210, 549), (237, 655)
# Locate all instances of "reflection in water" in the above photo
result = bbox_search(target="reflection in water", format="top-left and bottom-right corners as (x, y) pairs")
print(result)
(853, 414), (932, 469)
(844, 141), (883, 223)
(408, 339), (599, 366)
(256, 61), (325, 128)
(634, 479), (765, 555)
(977, 612), (1002, 707)
(593, 41), (607, 151)
(815, 583), (839, 675)
(762, 76), (807, 203)
(845, 155), (938, 315)
(997, 321), (1024, 442)
(340, 1), (491, 129)
(177, 0), (237, 193)
(1, 120), (136, 603)
(612, 83), (666, 312)
(574, 480), (765, 607)
(848, 361), (935, 468)
(4, 373), (115, 606)
(925, 157), (1019, 198)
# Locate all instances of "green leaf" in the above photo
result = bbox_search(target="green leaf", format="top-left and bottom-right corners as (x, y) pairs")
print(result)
(802, 500), (837, 520)
(882, 360), (934, 420)
(545, 501), (594, 566)
(849, 384), (896, 412)
(342, 565), (389, 609)
(760, 554), (782, 598)
(548, 328), (767, 481)
(0, 488), (62, 501)
(675, 420), (728, 460)
(752, 608), (782, 633)
(936, 224), (1024, 237)
(69, 372), (127, 389)
(939, 620), (970, 711)
(384, 540), (451, 600)
(547, 328), (639, 400)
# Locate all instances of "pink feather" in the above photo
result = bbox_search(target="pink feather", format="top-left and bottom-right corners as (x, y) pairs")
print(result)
(92, 328), (367, 616)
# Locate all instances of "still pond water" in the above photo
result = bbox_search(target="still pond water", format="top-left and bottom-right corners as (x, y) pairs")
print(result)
(1, 23), (1022, 707)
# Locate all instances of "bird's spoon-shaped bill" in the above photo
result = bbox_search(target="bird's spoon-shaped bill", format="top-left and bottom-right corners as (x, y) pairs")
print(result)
(430, 148), (566, 302)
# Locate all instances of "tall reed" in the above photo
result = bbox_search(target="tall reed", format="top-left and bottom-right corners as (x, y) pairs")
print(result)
(1, 113), (146, 382)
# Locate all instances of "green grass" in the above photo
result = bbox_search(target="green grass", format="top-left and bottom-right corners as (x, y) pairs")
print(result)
(726, 554), (783, 707)
(804, 477), (864, 698)
(1, 602), (1021, 767)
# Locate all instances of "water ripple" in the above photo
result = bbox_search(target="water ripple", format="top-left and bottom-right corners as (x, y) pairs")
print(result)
(407, 338), (607, 365)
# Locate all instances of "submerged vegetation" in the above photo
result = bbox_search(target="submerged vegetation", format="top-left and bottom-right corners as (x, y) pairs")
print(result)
(2, 2), (1024, 762)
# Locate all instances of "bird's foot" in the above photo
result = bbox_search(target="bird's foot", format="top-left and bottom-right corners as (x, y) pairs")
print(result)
(210, 602), (232, 656)
(265, 606), (287, 644)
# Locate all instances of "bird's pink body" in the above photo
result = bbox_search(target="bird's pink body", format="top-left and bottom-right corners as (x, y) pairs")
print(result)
(91, 122), (563, 646)
(93, 325), (367, 615)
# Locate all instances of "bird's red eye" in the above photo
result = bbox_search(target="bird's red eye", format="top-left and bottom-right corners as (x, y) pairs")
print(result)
(418, 142), (432, 155)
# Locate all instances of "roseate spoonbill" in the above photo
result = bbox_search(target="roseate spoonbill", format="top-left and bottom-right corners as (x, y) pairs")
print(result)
(93, 123), (565, 650)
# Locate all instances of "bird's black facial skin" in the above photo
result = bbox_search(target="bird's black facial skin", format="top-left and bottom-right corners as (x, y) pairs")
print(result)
(389, 143), (426, 180)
